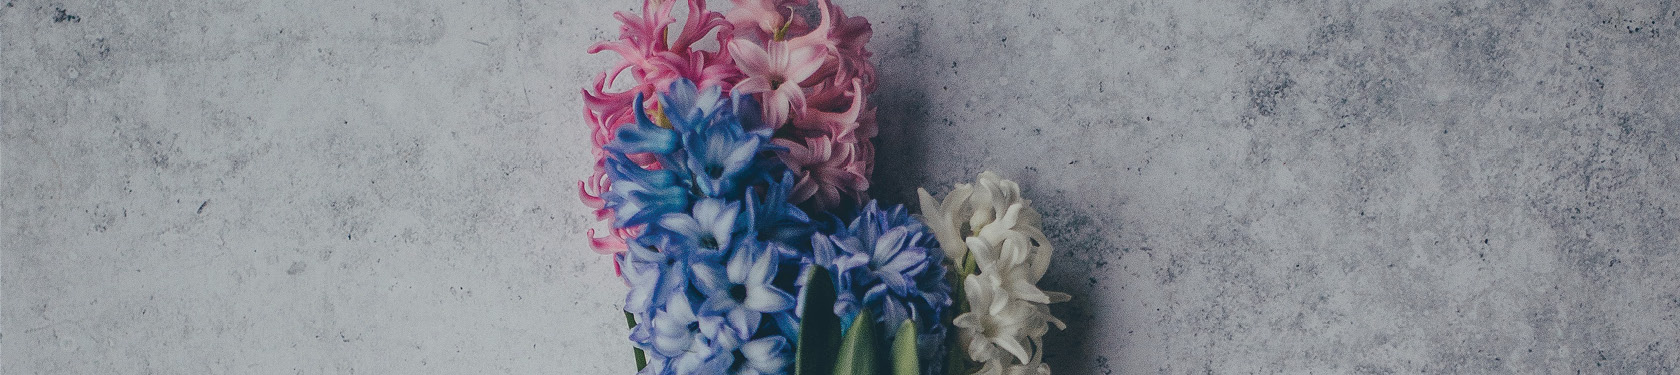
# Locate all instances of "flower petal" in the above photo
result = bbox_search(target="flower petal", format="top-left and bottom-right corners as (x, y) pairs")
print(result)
(741, 336), (791, 373)
(782, 44), (827, 84)
(735, 76), (772, 94)
(745, 284), (795, 313)
(728, 39), (771, 76)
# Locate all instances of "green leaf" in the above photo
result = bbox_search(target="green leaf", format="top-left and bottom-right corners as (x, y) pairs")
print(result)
(944, 271), (970, 375)
(623, 311), (647, 371)
(892, 319), (920, 375)
(945, 250), (982, 374)
(796, 267), (841, 375)
(834, 309), (878, 375)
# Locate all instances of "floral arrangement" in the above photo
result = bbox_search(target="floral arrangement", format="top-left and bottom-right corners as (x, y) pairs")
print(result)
(578, 1), (1067, 374)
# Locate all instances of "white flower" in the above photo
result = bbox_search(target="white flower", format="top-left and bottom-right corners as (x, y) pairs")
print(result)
(917, 172), (1069, 374)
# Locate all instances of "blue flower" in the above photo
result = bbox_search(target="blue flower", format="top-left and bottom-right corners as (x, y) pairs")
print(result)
(658, 79), (725, 133)
(734, 335), (792, 375)
(666, 89), (776, 199)
(691, 307), (793, 375)
(623, 244), (721, 374)
(652, 198), (741, 259)
(641, 291), (701, 358)
(603, 153), (690, 228)
(681, 112), (769, 198)
(636, 324), (724, 375)
(686, 317), (792, 375)
(621, 240), (691, 316)
(607, 79), (778, 205)
(614, 79), (809, 375)
(810, 201), (952, 375)
(607, 93), (680, 155)
(746, 172), (815, 249)
(693, 236), (796, 342)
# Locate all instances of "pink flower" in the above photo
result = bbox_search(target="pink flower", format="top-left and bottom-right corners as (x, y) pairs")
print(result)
(729, 38), (827, 129)
(791, 78), (872, 143)
(727, 0), (809, 41)
(794, 0), (877, 145)
(786, 0), (875, 95)
(725, 0), (879, 210)
(773, 136), (869, 209)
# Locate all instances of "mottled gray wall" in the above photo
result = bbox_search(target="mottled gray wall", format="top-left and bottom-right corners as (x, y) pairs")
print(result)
(5, 0), (1678, 374)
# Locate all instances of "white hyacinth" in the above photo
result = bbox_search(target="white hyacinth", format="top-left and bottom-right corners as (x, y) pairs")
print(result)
(917, 172), (1070, 375)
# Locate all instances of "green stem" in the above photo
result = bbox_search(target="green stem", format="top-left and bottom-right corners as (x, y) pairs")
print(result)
(625, 311), (647, 371)
(945, 254), (977, 375)
(962, 252), (978, 276)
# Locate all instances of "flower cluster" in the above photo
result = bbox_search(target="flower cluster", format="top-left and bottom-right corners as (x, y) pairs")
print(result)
(605, 79), (959, 375)
(811, 201), (952, 374)
(919, 173), (1070, 375)
(583, 0), (879, 256)
(727, 0), (878, 210)
(608, 80), (805, 373)
(580, 2), (1070, 375)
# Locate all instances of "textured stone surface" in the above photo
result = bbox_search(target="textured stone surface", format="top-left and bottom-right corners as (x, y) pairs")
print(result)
(5, 0), (1679, 373)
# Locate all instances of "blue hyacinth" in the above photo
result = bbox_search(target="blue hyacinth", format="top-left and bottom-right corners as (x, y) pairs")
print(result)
(613, 79), (955, 375)
(810, 201), (953, 375)
(611, 80), (800, 375)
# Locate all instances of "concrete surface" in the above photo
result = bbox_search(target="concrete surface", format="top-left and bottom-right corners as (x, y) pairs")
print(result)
(5, 0), (1679, 373)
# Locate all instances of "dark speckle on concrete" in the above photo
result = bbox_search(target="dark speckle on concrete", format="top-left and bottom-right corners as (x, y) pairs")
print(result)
(1248, 70), (1293, 118)
(51, 7), (78, 23)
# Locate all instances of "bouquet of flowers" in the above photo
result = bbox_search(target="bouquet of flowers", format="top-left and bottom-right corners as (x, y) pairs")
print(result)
(578, 1), (1068, 374)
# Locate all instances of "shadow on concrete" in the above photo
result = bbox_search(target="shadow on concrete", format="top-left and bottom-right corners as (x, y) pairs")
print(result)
(864, 17), (1122, 374)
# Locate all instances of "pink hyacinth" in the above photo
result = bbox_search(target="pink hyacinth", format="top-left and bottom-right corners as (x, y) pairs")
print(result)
(728, 38), (827, 129)
(727, 0), (810, 41)
(581, 0), (738, 255)
(728, 0), (878, 210)
(773, 136), (870, 210)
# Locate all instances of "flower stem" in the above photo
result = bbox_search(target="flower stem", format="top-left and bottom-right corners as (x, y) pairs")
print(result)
(624, 311), (647, 370)
(945, 254), (979, 375)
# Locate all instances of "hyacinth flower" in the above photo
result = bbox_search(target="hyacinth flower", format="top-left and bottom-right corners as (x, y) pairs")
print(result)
(726, 0), (878, 211)
(640, 286), (700, 357)
(729, 38), (827, 130)
(917, 172), (1069, 375)
(585, 0), (738, 116)
(693, 236), (796, 344)
(745, 173), (816, 247)
(782, 0), (877, 109)
(621, 239), (692, 317)
(672, 96), (772, 197)
(810, 201), (953, 375)
(603, 80), (778, 259)
(603, 152), (690, 229)
(731, 335), (793, 374)
(654, 198), (741, 259)
(726, 0), (807, 41)
(728, 0), (875, 96)
(611, 80), (809, 374)
(774, 136), (869, 211)
(581, 0), (740, 255)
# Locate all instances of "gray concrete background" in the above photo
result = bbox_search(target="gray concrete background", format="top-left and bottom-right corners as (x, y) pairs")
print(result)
(5, 0), (1679, 373)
